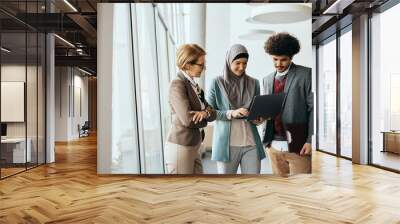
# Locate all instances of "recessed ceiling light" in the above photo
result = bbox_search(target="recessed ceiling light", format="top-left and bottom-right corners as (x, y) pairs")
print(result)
(78, 67), (93, 76)
(1, 47), (11, 53)
(54, 34), (75, 48)
(323, 0), (353, 15)
(63, 0), (78, 12)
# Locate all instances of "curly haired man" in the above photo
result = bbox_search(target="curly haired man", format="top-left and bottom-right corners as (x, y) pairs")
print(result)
(261, 32), (314, 176)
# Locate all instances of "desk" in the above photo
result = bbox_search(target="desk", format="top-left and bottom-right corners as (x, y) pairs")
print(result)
(1, 138), (31, 163)
(381, 131), (400, 154)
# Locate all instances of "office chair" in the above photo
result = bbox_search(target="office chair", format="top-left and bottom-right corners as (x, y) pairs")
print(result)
(79, 121), (90, 138)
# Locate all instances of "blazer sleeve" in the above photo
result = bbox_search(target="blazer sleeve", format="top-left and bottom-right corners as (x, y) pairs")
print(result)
(255, 79), (260, 96)
(169, 80), (207, 129)
(305, 69), (314, 143)
(206, 79), (230, 121)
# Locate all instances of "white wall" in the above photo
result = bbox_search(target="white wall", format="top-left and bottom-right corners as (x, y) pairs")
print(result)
(205, 4), (231, 90)
(54, 67), (89, 141)
(97, 3), (114, 174)
(205, 3), (312, 90)
(73, 73), (89, 137)
(55, 67), (69, 141)
(1, 65), (38, 138)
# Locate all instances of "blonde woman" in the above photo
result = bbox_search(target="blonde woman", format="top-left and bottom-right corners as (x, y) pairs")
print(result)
(165, 44), (216, 174)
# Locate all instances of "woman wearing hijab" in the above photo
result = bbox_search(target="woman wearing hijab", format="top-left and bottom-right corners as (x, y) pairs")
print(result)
(165, 43), (216, 174)
(207, 44), (266, 174)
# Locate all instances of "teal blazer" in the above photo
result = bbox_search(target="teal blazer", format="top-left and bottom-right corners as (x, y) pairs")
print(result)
(206, 78), (266, 162)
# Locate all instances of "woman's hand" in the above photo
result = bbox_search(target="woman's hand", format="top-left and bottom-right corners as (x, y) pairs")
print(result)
(190, 111), (208, 124)
(231, 108), (249, 118)
(250, 117), (264, 126)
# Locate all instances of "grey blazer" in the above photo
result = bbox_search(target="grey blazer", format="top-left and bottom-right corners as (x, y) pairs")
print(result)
(262, 63), (314, 144)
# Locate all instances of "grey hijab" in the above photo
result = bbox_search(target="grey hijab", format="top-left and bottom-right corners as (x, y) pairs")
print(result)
(216, 44), (256, 109)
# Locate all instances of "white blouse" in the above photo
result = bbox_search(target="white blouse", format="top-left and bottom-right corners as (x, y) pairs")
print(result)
(226, 110), (255, 147)
(181, 70), (205, 110)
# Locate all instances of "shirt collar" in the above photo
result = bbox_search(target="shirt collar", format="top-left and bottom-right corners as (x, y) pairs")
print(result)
(181, 70), (198, 86)
(276, 63), (292, 78)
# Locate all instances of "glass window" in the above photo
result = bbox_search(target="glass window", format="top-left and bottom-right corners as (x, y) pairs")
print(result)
(339, 29), (352, 158)
(135, 4), (164, 174)
(110, 4), (140, 174)
(156, 13), (172, 144)
(317, 37), (337, 154)
(168, 36), (177, 81)
(371, 3), (400, 171)
(390, 75), (400, 129)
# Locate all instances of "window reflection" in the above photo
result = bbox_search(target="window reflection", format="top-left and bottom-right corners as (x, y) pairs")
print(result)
(318, 38), (337, 154)
(111, 4), (139, 174)
(340, 29), (352, 158)
(371, 3), (400, 171)
(136, 4), (164, 174)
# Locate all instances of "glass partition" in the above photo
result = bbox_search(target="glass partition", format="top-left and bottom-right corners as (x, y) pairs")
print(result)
(1, 31), (28, 178)
(0, 2), (46, 179)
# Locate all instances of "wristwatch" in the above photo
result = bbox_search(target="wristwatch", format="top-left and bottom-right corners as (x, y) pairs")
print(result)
(205, 109), (211, 119)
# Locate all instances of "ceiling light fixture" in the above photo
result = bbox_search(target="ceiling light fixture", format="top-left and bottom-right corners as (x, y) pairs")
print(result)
(1, 47), (11, 53)
(78, 67), (93, 76)
(322, 0), (354, 15)
(246, 4), (311, 24)
(54, 34), (75, 48)
(63, 0), (78, 12)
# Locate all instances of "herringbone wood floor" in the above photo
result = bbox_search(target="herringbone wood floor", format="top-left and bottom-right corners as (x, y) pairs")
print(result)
(1, 134), (400, 223)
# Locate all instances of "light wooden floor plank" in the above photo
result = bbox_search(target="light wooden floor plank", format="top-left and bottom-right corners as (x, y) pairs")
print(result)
(1, 134), (400, 223)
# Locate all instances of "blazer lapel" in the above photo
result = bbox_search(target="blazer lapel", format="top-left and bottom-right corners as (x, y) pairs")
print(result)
(177, 71), (202, 110)
(267, 73), (275, 95)
(281, 64), (296, 109)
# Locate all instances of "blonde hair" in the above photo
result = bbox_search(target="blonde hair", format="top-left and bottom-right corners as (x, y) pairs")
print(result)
(176, 44), (206, 70)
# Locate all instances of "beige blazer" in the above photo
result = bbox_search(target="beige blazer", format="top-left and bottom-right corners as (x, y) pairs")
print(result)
(167, 72), (216, 146)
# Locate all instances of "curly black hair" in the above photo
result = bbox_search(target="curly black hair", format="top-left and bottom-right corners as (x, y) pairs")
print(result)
(264, 33), (300, 58)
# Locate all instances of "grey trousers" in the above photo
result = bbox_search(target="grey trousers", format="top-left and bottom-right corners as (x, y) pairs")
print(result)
(216, 145), (260, 174)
